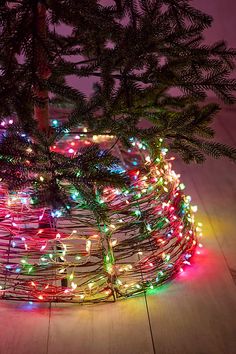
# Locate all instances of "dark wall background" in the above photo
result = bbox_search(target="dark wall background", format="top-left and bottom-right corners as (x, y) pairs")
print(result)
(192, 0), (236, 47)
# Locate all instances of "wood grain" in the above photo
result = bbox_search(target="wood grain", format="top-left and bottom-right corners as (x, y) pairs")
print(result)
(146, 160), (236, 354)
(48, 298), (154, 354)
(0, 301), (50, 354)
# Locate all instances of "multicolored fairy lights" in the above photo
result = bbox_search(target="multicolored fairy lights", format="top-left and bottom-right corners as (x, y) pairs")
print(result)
(0, 130), (202, 303)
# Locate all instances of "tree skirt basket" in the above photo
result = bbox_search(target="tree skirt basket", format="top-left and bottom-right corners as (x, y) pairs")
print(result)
(0, 131), (201, 303)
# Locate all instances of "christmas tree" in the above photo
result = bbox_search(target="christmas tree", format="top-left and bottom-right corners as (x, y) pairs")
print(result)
(0, 0), (235, 303)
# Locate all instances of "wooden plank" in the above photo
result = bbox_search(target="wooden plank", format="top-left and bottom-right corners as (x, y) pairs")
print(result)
(48, 298), (154, 354)
(186, 159), (236, 273)
(0, 301), (50, 354)
(146, 158), (236, 354)
(185, 103), (236, 272)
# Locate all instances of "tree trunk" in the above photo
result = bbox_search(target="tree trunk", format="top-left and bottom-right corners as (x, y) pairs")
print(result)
(33, 1), (51, 133)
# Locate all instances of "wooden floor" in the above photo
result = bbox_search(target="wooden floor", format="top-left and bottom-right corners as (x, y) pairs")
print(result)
(0, 103), (236, 354)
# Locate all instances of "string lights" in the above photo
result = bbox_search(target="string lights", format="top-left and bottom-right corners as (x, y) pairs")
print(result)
(0, 128), (202, 303)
